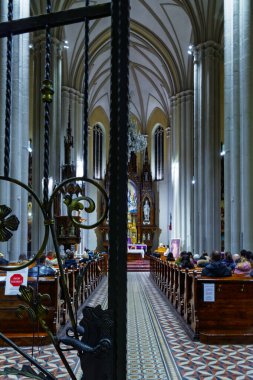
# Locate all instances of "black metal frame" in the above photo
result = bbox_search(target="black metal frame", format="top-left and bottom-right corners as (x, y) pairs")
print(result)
(0, 1), (129, 379)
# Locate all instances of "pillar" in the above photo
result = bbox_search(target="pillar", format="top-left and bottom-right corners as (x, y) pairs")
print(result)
(224, 0), (253, 252)
(170, 90), (194, 251)
(0, 0), (30, 260)
(193, 41), (222, 255)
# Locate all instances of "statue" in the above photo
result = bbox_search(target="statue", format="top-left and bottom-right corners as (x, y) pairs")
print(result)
(143, 199), (150, 222)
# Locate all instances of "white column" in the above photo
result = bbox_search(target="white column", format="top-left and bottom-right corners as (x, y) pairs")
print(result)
(224, 0), (240, 253)
(224, 0), (253, 252)
(170, 91), (193, 251)
(0, 1), (30, 260)
(193, 41), (222, 255)
(183, 91), (194, 251)
(239, 0), (253, 251)
(170, 96), (180, 241)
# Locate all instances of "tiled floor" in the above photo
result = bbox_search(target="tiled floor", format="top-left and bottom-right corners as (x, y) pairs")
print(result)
(0, 278), (108, 380)
(128, 272), (253, 380)
(1, 273), (253, 379)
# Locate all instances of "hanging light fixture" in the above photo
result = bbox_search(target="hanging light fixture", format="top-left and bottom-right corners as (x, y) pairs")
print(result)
(128, 118), (147, 161)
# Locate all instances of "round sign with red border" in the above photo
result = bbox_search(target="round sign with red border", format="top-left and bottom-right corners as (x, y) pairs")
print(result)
(10, 274), (23, 287)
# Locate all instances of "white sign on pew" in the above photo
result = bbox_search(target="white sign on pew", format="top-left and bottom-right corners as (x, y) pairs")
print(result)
(203, 283), (215, 302)
(5, 268), (28, 295)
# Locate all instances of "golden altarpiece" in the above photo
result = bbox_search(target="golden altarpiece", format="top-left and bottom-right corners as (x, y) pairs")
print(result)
(99, 149), (157, 253)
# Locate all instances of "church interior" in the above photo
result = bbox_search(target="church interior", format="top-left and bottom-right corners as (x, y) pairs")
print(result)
(1, 0), (253, 379)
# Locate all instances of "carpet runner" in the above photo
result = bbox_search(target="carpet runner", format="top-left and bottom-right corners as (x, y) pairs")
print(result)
(127, 258), (150, 272)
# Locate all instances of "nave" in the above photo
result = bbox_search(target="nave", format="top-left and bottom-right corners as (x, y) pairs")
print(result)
(1, 273), (253, 379)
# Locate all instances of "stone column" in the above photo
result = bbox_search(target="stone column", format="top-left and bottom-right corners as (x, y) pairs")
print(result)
(182, 91), (194, 251)
(170, 95), (180, 241)
(0, 1), (30, 260)
(239, 0), (253, 251)
(224, 0), (240, 253)
(224, 0), (253, 252)
(170, 91), (193, 251)
(193, 41), (222, 255)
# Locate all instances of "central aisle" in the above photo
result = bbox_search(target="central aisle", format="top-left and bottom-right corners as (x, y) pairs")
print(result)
(1, 273), (253, 379)
(80, 272), (253, 379)
(127, 272), (181, 380)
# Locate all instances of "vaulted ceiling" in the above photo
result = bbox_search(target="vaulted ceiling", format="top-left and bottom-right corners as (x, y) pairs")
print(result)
(31, 0), (223, 131)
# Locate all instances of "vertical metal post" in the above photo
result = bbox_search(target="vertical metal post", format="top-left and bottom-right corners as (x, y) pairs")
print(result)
(4, 0), (13, 177)
(83, 0), (90, 178)
(109, 1), (130, 379)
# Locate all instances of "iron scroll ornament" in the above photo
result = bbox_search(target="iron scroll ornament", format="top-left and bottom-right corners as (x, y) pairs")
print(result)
(50, 176), (109, 230)
(0, 176), (50, 271)
(0, 175), (109, 272)
(0, 175), (109, 380)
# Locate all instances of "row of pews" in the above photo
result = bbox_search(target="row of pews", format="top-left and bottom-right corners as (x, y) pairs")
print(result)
(150, 256), (253, 344)
(0, 257), (106, 346)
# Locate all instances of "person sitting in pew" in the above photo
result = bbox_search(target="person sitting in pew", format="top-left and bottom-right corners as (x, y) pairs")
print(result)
(179, 251), (195, 269)
(222, 251), (236, 271)
(64, 250), (77, 269)
(197, 252), (210, 268)
(153, 243), (167, 258)
(28, 255), (56, 277)
(46, 250), (58, 266)
(201, 251), (232, 277)
(79, 249), (90, 264)
(234, 258), (251, 275)
(166, 252), (175, 262)
(0, 252), (9, 265)
(193, 254), (200, 264)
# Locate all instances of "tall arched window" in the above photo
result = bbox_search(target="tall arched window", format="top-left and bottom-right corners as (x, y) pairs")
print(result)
(93, 124), (103, 179)
(154, 125), (164, 180)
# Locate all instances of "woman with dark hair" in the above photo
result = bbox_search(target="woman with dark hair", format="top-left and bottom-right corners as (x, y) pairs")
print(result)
(222, 251), (236, 270)
(166, 252), (175, 262)
(179, 252), (195, 269)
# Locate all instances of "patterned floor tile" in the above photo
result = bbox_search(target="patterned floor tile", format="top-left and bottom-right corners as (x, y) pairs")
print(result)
(1, 273), (253, 380)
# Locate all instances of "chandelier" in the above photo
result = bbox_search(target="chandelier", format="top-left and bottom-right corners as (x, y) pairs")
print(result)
(128, 118), (147, 161)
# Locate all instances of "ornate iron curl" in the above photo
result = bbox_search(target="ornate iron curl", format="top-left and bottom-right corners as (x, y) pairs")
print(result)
(15, 285), (77, 380)
(0, 176), (49, 272)
(49, 176), (109, 229)
(0, 204), (19, 241)
(16, 285), (50, 323)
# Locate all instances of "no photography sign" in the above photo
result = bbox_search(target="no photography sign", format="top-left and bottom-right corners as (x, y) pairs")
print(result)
(5, 268), (28, 295)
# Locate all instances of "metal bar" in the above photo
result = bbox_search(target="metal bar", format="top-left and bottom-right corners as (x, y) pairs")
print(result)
(83, 0), (90, 178)
(0, 333), (56, 380)
(109, 0), (130, 379)
(0, 4), (111, 38)
(3, 0), (13, 177)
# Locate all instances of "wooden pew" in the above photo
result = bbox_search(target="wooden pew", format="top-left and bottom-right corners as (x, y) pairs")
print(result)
(191, 275), (253, 344)
(0, 256), (106, 346)
(0, 275), (59, 346)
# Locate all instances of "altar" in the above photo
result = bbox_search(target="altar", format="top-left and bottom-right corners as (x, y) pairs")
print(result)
(127, 244), (147, 259)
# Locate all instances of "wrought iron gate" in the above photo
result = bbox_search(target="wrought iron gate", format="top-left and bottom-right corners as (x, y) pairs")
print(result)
(0, 1), (129, 379)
